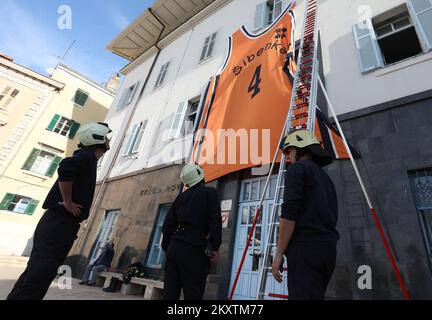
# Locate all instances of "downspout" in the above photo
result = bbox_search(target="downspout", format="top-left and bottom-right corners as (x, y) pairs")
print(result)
(75, 8), (166, 256)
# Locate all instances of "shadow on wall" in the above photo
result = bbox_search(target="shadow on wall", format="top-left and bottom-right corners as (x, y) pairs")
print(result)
(21, 236), (33, 257)
(115, 246), (138, 272)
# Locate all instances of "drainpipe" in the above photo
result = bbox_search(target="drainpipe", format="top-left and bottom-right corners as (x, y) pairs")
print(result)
(75, 8), (166, 256)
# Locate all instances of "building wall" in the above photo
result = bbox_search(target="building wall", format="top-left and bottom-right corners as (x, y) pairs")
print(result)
(324, 90), (432, 299)
(68, 164), (183, 279)
(0, 65), (114, 256)
(0, 61), (61, 256)
(101, 0), (432, 182)
(71, 0), (432, 298)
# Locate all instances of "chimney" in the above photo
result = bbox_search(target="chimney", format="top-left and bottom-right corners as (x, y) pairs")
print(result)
(106, 73), (121, 93)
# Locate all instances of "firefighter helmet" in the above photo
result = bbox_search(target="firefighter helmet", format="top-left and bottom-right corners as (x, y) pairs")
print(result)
(180, 163), (205, 188)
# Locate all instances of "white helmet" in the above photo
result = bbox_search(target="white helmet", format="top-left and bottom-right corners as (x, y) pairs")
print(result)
(180, 164), (205, 188)
(77, 122), (112, 150)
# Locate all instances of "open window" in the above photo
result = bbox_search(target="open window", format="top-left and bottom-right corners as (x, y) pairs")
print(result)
(373, 9), (423, 65)
(353, 1), (432, 73)
(168, 97), (201, 139)
(0, 193), (39, 215)
(118, 82), (140, 109)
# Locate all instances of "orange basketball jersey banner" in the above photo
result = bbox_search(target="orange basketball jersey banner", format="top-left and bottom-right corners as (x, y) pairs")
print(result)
(192, 2), (297, 182)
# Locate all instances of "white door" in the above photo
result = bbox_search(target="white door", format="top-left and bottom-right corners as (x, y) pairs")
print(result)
(89, 210), (119, 264)
(229, 177), (288, 300)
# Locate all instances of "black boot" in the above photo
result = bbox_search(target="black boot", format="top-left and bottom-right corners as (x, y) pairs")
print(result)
(103, 278), (119, 292)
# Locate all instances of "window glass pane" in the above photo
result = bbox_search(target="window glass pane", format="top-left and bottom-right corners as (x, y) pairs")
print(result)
(14, 198), (30, 214)
(376, 24), (393, 37)
(31, 151), (55, 175)
(412, 0), (431, 13)
(418, 10), (432, 45)
(243, 182), (251, 201)
(252, 250), (260, 271)
(54, 117), (64, 133)
(241, 206), (248, 224)
(393, 17), (411, 30)
(254, 226), (261, 247)
(249, 206), (255, 224)
(7, 195), (19, 211)
(10, 89), (19, 98)
(251, 181), (259, 200)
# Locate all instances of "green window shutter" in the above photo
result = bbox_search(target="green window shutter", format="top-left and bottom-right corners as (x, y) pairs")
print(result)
(68, 121), (80, 139)
(47, 114), (60, 131)
(25, 199), (39, 215)
(0, 193), (14, 210)
(74, 90), (89, 106)
(22, 149), (40, 171)
(46, 156), (62, 177)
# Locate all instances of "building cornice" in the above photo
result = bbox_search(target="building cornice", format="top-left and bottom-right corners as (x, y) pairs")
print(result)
(120, 0), (233, 75)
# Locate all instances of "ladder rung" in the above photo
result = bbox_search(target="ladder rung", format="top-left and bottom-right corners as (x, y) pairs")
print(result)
(267, 293), (289, 299)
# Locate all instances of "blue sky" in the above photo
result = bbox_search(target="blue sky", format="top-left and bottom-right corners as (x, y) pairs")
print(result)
(0, 0), (153, 84)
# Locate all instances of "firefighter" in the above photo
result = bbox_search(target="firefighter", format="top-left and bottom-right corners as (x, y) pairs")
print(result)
(162, 163), (222, 300)
(7, 122), (112, 300)
(271, 130), (339, 300)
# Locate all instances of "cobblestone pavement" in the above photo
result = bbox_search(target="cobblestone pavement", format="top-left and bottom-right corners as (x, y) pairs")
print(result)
(0, 256), (142, 300)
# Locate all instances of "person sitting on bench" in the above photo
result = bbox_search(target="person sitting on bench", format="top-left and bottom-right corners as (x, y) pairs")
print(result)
(80, 241), (115, 286)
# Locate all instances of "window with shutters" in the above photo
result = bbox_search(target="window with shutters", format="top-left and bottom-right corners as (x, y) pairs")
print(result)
(254, 0), (287, 31)
(154, 61), (170, 89)
(73, 89), (89, 107)
(122, 120), (149, 156)
(353, 1), (432, 73)
(22, 148), (62, 178)
(200, 32), (218, 62)
(0, 193), (39, 215)
(118, 82), (139, 109)
(46, 114), (80, 138)
(183, 100), (200, 136)
(0, 86), (20, 110)
(168, 98), (201, 139)
(374, 12), (423, 65)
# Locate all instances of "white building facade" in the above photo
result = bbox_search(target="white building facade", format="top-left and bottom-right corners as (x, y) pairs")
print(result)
(71, 0), (432, 299)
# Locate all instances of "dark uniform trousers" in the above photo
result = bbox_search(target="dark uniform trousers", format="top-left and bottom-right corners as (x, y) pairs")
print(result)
(287, 240), (337, 300)
(7, 209), (80, 300)
(163, 240), (210, 300)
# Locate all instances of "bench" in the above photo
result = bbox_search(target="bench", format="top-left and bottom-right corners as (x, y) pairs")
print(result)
(96, 271), (164, 300)
(96, 271), (123, 289)
(121, 277), (164, 300)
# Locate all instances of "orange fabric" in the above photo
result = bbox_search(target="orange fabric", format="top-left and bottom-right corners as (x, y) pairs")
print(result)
(193, 4), (297, 182)
(329, 128), (350, 159)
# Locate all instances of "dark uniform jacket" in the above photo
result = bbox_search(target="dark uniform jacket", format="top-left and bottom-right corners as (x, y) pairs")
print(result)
(42, 149), (98, 222)
(281, 160), (340, 242)
(162, 184), (222, 252)
(94, 244), (115, 268)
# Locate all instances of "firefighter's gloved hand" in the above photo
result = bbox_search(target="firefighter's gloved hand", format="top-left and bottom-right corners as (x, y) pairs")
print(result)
(210, 251), (219, 263)
(271, 253), (284, 283)
(59, 201), (83, 217)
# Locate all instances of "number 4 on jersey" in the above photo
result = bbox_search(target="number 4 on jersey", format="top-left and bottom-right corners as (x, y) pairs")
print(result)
(248, 65), (262, 99)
